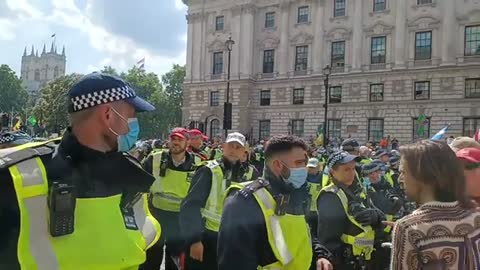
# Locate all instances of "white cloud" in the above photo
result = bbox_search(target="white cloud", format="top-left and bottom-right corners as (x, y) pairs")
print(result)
(48, 0), (185, 75)
(6, 0), (43, 18)
(0, 19), (16, 40)
(174, 0), (187, 11)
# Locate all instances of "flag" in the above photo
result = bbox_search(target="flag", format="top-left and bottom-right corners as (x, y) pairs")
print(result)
(51, 33), (56, 38)
(474, 128), (480, 142)
(137, 57), (145, 69)
(27, 116), (37, 127)
(13, 117), (22, 131)
(314, 125), (324, 146)
(416, 114), (427, 136)
(431, 125), (450, 141)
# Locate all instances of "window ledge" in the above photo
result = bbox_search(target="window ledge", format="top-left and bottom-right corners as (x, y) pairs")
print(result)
(295, 21), (311, 27)
(412, 2), (436, 9)
(369, 9), (390, 17)
(262, 26), (277, 32)
(330, 16), (349, 23)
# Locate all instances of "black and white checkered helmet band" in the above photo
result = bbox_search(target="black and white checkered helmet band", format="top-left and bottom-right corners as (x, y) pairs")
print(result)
(69, 86), (135, 112)
(0, 134), (15, 145)
(327, 152), (348, 169)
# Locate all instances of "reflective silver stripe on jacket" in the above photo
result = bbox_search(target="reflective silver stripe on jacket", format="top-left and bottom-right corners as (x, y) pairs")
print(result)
(16, 158), (59, 270)
(254, 188), (293, 265)
(133, 194), (158, 248)
(153, 192), (183, 203)
(201, 209), (222, 222)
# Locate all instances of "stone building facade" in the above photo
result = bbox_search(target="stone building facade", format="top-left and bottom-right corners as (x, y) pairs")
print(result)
(21, 42), (66, 96)
(182, 0), (480, 144)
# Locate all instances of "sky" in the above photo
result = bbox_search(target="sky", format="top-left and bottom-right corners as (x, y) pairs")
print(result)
(0, 0), (188, 77)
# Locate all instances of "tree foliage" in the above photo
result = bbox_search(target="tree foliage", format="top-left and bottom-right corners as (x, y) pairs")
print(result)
(30, 65), (185, 138)
(33, 74), (83, 134)
(161, 64), (185, 126)
(0, 64), (28, 114)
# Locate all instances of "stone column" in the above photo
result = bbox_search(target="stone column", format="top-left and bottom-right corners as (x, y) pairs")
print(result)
(188, 13), (203, 81)
(394, 0), (407, 68)
(240, 4), (255, 79)
(313, 0), (325, 73)
(231, 7), (242, 78)
(277, 1), (290, 77)
(351, 0), (363, 71)
(441, 0), (456, 65)
(185, 14), (194, 81)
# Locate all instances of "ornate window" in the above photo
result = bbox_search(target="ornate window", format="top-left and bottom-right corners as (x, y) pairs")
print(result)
(368, 119), (384, 143)
(415, 31), (432, 60)
(371, 36), (386, 64)
(295, 46), (308, 71)
(414, 81), (430, 100)
(370, 84), (384, 102)
(465, 25), (480, 56)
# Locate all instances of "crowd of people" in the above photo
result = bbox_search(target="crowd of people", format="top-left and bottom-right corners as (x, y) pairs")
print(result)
(0, 72), (479, 270)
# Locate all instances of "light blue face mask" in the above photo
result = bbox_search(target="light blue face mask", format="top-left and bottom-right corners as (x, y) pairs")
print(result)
(109, 108), (140, 152)
(117, 118), (139, 152)
(281, 161), (308, 189)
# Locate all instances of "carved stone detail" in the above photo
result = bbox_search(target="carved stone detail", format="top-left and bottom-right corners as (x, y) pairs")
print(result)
(325, 27), (353, 41)
(364, 21), (395, 36)
(407, 15), (441, 31)
(289, 32), (314, 45)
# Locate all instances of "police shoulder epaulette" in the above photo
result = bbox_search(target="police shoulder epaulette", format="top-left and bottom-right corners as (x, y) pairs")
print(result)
(324, 185), (339, 194)
(0, 143), (55, 169)
(206, 160), (219, 169)
(239, 178), (270, 198)
(123, 152), (144, 169)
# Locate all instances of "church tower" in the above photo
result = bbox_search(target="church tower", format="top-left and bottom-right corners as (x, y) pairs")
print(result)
(20, 41), (67, 96)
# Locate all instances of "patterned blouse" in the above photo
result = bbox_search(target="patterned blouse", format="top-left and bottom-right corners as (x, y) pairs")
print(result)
(390, 201), (480, 270)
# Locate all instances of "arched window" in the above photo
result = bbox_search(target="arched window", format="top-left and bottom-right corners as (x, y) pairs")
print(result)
(34, 69), (40, 81)
(210, 119), (221, 138)
(54, 66), (59, 78)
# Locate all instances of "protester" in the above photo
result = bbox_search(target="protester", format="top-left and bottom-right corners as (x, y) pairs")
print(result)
(456, 147), (480, 204)
(391, 140), (480, 270)
(449, 136), (480, 152)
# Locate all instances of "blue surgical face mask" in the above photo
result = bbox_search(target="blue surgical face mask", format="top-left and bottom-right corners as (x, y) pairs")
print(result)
(363, 177), (371, 187)
(109, 108), (140, 152)
(280, 161), (308, 189)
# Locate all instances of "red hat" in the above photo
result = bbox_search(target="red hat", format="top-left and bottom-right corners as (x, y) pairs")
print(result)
(170, 127), (188, 140)
(188, 129), (209, 141)
(456, 147), (480, 163)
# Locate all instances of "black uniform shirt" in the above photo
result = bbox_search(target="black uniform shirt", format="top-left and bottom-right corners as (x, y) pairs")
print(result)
(0, 128), (155, 269)
(317, 181), (363, 266)
(218, 167), (333, 270)
(179, 158), (244, 246)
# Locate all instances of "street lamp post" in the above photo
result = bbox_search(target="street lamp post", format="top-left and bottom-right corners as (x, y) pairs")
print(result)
(224, 37), (235, 139)
(323, 65), (331, 147)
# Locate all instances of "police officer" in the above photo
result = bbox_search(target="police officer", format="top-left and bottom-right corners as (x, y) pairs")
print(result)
(0, 131), (32, 149)
(306, 157), (322, 235)
(240, 149), (260, 182)
(0, 73), (161, 270)
(142, 127), (201, 270)
(187, 129), (209, 161)
(218, 135), (333, 270)
(180, 132), (253, 270)
(358, 146), (372, 165)
(317, 151), (385, 269)
(361, 162), (402, 269)
(385, 156), (400, 191)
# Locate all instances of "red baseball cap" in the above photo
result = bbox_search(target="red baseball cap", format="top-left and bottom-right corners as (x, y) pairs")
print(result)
(170, 127), (188, 140)
(188, 129), (209, 141)
(456, 147), (480, 163)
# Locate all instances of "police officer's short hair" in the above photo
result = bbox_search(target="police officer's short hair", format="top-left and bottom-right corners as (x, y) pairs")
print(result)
(264, 135), (307, 160)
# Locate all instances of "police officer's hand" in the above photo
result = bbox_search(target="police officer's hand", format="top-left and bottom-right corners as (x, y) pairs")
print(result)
(190, 241), (204, 262)
(353, 208), (385, 227)
(316, 258), (333, 270)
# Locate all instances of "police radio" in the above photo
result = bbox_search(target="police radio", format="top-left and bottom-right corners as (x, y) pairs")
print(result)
(48, 182), (76, 237)
(159, 151), (168, 177)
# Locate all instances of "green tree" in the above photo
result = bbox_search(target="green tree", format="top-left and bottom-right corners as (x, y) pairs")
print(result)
(122, 66), (171, 139)
(100, 66), (119, 76)
(161, 64), (185, 126)
(0, 64), (28, 115)
(33, 74), (83, 134)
